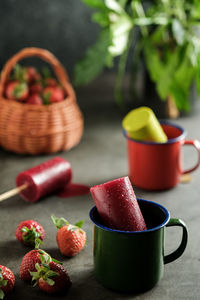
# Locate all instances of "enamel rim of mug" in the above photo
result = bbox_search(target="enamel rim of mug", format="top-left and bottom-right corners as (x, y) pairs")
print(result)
(123, 120), (186, 145)
(89, 198), (170, 234)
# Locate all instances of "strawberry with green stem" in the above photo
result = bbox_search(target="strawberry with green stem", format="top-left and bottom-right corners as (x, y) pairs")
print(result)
(16, 220), (45, 247)
(51, 215), (86, 257)
(0, 266), (15, 299)
(12, 64), (41, 83)
(5, 80), (29, 101)
(42, 86), (64, 103)
(30, 254), (72, 294)
(19, 247), (59, 282)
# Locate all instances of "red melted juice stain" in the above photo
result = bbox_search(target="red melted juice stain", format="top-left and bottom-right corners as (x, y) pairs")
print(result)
(56, 183), (90, 198)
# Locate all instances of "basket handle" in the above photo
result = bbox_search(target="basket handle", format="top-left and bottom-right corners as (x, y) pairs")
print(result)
(0, 47), (76, 100)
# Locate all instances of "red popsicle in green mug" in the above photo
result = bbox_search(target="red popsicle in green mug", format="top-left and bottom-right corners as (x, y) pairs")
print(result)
(90, 177), (147, 231)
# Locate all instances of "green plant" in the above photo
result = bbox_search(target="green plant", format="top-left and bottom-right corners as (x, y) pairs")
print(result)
(74, 0), (200, 112)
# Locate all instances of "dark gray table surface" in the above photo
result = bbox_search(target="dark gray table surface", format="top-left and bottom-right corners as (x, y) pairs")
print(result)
(0, 83), (200, 300)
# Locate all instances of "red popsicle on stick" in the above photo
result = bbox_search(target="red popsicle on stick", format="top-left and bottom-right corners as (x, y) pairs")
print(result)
(90, 176), (147, 231)
(0, 157), (89, 203)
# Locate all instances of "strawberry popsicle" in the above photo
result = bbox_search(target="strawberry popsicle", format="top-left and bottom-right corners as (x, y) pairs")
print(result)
(16, 157), (72, 202)
(90, 177), (147, 231)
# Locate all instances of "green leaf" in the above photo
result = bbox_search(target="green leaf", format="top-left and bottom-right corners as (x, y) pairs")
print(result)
(157, 50), (180, 99)
(46, 278), (55, 286)
(21, 226), (42, 248)
(108, 14), (133, 56)
(1, 281), (7, 287)
(170, 84), (190, 111)
(40, 254), (45, 265)
(150, 26), (169, 44)
(105, 0), (124, 13)
(189, 36), (200, 67)
(118, 0), (127, 9)
(42, 91), (51, 105)
(12, 64), (26, 82)
(35, 238), (42, 250)
(170, 55), (194, 111)
(46, 271), (58, 278)
(143, 40), (164, 83)
(172, 19), (185, 45)
(75, 220), (85, 228)
(35, 263), (41, 271)
(21, 226), (29, 233)
(0, 289), (5, 300)
(51, 258), (63, 265)
(41, 67), (51, 79)
(73, 28), (112, 86)
(92, 12), (110, 26)
(82, 0), (107, 9)
(144, 40), (184, 101)
(195, 53), (200, 96)
(13, 82), (27, 98)
(51, 215), (69, 229)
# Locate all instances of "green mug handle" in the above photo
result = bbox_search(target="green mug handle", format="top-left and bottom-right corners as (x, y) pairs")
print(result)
(164, 218), (188, 264)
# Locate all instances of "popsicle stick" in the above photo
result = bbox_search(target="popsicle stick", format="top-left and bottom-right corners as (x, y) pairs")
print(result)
(180, 174), (192, 184)
(0, 184), (28, 202)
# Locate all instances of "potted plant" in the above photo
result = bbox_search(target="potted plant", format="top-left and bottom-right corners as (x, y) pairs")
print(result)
(74, 0), (200, 117)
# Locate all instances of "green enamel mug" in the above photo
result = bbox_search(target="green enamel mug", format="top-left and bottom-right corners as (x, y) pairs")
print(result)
(89, 199), (188, 292)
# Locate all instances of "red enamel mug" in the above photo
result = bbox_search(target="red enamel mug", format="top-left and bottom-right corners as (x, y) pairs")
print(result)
(124, 121), (200, 190)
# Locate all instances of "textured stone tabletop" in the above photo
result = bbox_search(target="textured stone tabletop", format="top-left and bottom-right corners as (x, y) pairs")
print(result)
(0, 83), (200, 300)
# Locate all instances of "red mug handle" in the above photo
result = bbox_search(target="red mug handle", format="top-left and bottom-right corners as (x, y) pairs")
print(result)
(181, 140), (200, 174)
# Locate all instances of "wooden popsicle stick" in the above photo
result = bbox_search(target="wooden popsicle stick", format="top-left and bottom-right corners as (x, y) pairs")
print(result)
(0, 184), (28, 202)
(180, 174), (192, 184)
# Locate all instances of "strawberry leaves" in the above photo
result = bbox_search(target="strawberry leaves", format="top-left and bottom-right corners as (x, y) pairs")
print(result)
(51, 215), (85, 231)
(21, 226), (43, 247)
(42, 91), (51, 105)
(12, 82), (28, 99)
(0, 290), (5, 300)
(74, 220), (85, 228)
(0, 269), (7, 300)
(51, 215), (69, 229)
(30, 255), (58, 287)
(11, 64), (26, 82)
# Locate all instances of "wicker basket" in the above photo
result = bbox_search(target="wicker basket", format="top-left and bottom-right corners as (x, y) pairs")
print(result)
(0, 47), (83, 155)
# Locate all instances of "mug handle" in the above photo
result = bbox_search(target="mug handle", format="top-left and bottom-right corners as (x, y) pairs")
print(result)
(164, 218), (188, 264)
(181, 140), (200, 174)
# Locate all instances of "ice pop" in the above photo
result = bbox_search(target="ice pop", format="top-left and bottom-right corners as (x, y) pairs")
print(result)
(16, 157), (72, 202)
(122, 106), (168, 142)
(90, 177), (147, 231)
(0, 157), (90, 203)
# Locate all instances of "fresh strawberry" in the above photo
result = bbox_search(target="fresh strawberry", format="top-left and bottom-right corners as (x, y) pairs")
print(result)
(29, 83), (43, 94)
(27, 94), (43, 105)
(51, 216), (86, 257)
(25, 67), (41, 83)
(16, 220), (45, 246)
(12, 64), (41, 83)
(20, 249), (50, 281)
(30, 258), (72, 294)
(42, 86), (64, 104)
(0, 265), (15, 299)
(5, 80), (29, 101)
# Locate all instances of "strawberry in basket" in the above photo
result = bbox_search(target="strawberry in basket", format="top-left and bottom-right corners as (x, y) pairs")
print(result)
(4, 64), (65, 105)
(5, 80), (29, 101)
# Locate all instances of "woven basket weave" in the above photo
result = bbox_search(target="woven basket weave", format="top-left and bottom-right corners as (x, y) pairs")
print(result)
(0, 47), (83, 154)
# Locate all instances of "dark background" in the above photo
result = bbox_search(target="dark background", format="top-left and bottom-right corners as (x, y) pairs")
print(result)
(0, 0), (99, 76)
